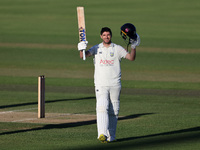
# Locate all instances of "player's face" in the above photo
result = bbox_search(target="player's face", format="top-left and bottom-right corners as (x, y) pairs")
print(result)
(100, 31), (112, 45)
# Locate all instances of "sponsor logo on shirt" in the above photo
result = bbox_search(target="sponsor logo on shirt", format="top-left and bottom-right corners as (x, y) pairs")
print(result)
(100, 59), (114, 66)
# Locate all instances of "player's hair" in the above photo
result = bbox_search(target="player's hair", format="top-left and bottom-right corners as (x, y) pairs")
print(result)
(100, 27), (112, 37)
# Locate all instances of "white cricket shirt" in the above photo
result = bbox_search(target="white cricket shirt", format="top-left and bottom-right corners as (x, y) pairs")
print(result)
(88, 42), (128, 86)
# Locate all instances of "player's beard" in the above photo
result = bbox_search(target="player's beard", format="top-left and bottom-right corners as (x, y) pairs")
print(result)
(103, 39), (111, 45)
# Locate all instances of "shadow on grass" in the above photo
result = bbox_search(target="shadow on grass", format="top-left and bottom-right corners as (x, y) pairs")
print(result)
(1, 113), (199, 149)
(70, 126), (200, 150)
(117, 126), (200, 142)
(0, 97), (96, 109)
(0, 113), (153, 135)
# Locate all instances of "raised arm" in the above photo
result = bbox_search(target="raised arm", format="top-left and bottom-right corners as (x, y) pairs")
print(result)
(126, 34), (140, 61)
(78, 41), (91, 59)
(79, 50), (91, 59)
(126, 48), (136, 61)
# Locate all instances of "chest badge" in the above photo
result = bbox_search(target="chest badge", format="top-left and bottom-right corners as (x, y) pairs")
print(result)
(110, 52), (114, 57)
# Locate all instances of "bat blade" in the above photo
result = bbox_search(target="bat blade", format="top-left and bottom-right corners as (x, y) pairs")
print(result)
(77, 6), (86, 60)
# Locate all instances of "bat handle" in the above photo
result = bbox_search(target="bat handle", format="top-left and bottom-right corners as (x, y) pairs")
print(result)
(83, 50), (86, 60)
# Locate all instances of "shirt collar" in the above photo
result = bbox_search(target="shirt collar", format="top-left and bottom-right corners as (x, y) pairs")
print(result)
(100, 42), (114, 48)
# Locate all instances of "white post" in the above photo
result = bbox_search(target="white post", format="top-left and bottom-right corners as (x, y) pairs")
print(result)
(38, 75), (45, 118)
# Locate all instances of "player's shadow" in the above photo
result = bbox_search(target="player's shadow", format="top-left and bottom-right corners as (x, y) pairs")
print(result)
(0, 113), (153, 135)
(116, 126), (200, 142)
(72, 126), (200, 150)
(0, 97), (96, 109)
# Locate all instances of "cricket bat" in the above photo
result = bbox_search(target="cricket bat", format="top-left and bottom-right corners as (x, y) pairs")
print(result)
(77, 6), (86, 60)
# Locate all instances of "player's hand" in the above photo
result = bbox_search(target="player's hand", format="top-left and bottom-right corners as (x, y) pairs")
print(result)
(78, 41), (88, 51)
(130, 34), (140, 49)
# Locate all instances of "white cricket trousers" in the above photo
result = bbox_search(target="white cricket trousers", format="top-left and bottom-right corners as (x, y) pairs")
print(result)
(95, 85), (121, 141)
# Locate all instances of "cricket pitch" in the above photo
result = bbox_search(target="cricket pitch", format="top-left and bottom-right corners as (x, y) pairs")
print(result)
(0, 111), (96, 124)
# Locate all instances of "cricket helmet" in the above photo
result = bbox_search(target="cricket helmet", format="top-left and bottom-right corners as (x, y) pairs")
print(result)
(120, 23), (137, 43)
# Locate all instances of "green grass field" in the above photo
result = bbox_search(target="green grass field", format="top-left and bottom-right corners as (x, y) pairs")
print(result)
(0, 0), (200, 149)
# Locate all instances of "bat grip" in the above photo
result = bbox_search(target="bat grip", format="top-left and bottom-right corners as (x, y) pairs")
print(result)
(83, 50), (86, 60)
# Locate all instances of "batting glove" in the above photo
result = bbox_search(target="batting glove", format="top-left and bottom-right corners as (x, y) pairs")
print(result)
(78, 41), (88, 51)
(130, 34), (140, 49)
